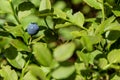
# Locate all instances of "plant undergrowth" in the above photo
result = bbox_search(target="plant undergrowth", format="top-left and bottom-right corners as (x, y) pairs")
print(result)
(0, 0), (120, 80)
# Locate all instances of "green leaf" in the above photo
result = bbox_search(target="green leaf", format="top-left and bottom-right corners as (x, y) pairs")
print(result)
(30, 0), (40, 7)
(18, 10), (32, 20)
(58, 27), (79, 40)
(52, 65), (75, 79)
(106, 30), (120, 41)
(111, 74), (120, 80)
(0, 37), (11, 49)
(98, 58), (108, 70)
(77, 50), (102, 65)
(107, 49), (120, 63)
(53, 1), (66, 10)
(95, 16), (116, 35)
(4, 26), (24, 38)
(104, 22), (120, 31)
(83, 0), (102, 9)
(112, 10), (120, 17)
(5, 46), (26, 69)
(10, 39), (30, 52)
(23, 71), (38, 80)
(0, 0), (12, 13)
(27, 65), (47, 80)
(54, 8), (67, 19)
(32, 42), (52, 66)
(39, 0), (51, 12)
(76, 51), (90, 66)
(89, 50), (102, 64)
(71, 30), (87, 38)
(75, 62), (86, 75)
(81, 36), (93, 51)
(69, 11), (85, 28)
(0, 65), (18, 80)
(53, 42), (75, 62)
(55, 22), (72, 29)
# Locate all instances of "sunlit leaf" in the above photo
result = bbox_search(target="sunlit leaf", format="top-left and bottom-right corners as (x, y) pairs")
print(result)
(0, 65), (18, 80)
(53, 42), (75, 61)
(33, 42), (52, 66)
(83, 0), (102, 9)
(4, 26), (24, 38)
(54, 8), (67, 19)
(52, 65), (75, 79)
(27, 65), (47, 80)
(23, 71), (38, 80)
(0, 37), (11, 49)
(0, 0), (12, 13)
(95, 16), (115, 35)
(98, 58), (108, 70)
(10, 39), (30, 52)
(69, 11), (85, 28)
(39, 0), (51, 12)
(112, 10), (120, 17)
(107, 49), (120, 63)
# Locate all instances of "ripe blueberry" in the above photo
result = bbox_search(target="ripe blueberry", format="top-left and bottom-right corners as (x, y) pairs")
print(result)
(27, 23), (39, 35)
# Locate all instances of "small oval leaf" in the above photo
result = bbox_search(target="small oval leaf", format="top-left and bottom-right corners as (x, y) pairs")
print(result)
(53, 42), (75, 62)
(107, 49), (120, 64)
(33, 42), (52, 66)
(52, 65), (75, 79)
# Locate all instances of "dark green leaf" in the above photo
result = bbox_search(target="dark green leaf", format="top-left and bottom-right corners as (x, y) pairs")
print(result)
(5, 46), (26, 69)
(18, 2), (34, 11)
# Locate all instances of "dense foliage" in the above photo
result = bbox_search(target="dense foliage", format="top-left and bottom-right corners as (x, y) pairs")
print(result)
(0, 0), (120, 80)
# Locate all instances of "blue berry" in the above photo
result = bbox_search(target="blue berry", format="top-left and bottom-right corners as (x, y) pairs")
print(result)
(27, 23), (39, 35)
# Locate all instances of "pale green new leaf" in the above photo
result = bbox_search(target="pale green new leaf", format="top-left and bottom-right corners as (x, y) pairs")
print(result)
(0, 65), (18, 80)
(53, 42), (75, 62)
